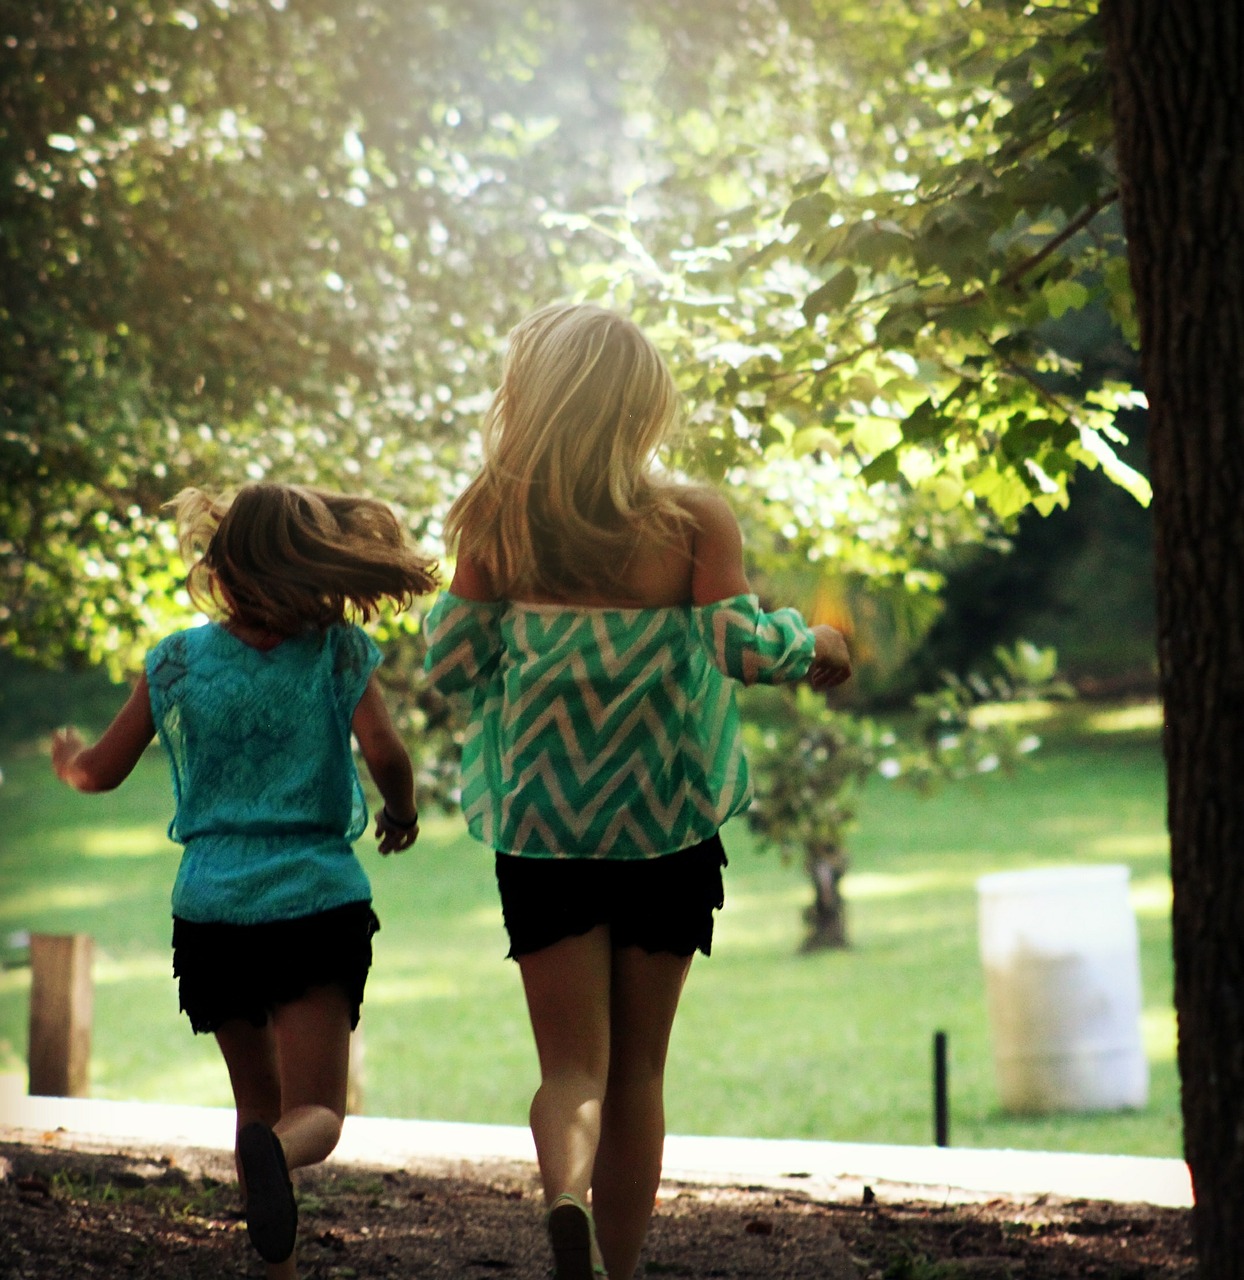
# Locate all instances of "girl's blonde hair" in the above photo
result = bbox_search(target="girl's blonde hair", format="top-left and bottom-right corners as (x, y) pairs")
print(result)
(444, 302), (688, 598)
(169, 483), (440, 634)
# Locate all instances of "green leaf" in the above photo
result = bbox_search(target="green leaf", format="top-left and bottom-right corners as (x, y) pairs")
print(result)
(784, 191), (835, 231)
(1076, 428), (1153, 505)
(900, 399), (950, 445)
(876, 305), (928, 345)
(860, 449), (901, 485)
(843, 219), (913, 270)
(802, 268), (858, 321)
(854, 417), (904, 456)
(1045, 279), (1089, 318)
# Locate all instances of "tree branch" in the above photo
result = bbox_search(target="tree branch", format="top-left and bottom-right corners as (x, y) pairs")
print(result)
(989, 187), (1119, 296)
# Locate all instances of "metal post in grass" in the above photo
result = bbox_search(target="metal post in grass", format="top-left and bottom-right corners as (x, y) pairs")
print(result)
(933, 1030), (949, 1147)
(28, 933), (94, 1097)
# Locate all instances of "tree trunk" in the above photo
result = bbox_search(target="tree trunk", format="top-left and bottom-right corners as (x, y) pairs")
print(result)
(802, 842), (849, 950)
(1101, 4), (1244, 1272)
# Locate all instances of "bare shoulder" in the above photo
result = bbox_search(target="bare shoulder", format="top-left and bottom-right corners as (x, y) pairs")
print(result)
(674, 483), (736, 526)
(447, 550), (498, 602)
(671, 485), (739, 547)
(676, 485), (750, 605)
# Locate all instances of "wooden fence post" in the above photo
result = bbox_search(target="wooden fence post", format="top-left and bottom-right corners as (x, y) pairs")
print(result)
(28, 933), (94, 1098)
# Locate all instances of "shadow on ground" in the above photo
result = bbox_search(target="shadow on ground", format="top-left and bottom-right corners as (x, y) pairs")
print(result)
(1, 1141), (1193, 1279)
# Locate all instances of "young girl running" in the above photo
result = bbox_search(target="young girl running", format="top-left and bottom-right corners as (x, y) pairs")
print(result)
(51, 482), (439, 1279)
(423, 302), (852, 1280)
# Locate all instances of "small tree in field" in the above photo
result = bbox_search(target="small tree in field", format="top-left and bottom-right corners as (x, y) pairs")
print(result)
(745, 695), (879, 951)
(746, 643), (1068, 951)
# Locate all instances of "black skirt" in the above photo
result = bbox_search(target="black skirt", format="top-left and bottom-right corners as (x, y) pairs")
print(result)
(494, 835), (727, 960)
(171, 901), (380, 1034)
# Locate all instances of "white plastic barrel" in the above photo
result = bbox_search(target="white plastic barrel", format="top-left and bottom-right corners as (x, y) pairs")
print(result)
(976, 865), (1149, 1114)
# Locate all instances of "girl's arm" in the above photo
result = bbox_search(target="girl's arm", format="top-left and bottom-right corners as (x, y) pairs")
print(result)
(688, 487), (852, 688)
(685, 487), (752, 606)
(51, 676), (156, 792)
(352, 676), (419, 854)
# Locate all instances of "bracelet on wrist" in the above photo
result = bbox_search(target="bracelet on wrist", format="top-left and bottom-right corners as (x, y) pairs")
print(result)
(382, 805), (419, 830)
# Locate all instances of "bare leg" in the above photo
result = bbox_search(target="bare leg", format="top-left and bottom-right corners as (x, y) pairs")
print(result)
(590, 947), (692, 1280)
(517, 926), (613, 1209)
(215, 1019), (298, 1279)
(269, 983), (353, 1170)
(215, 984), (353, 1279)
(215, 1018), (282, 1190)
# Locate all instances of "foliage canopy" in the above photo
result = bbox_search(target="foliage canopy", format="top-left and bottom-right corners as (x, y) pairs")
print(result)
(1, 0), (1145, 673)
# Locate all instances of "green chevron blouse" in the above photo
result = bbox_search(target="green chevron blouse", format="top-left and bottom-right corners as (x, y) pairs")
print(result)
(423, 592), (816, 859)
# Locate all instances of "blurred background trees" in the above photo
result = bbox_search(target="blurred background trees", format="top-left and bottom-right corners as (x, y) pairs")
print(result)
(1, 0), (1157, 936)
(2, 0), (1151, 692)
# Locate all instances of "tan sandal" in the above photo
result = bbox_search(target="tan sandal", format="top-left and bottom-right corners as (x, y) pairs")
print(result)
(546, 1192), (607, 1279)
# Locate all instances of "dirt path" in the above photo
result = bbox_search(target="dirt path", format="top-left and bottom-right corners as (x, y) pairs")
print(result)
(0, 1138), (1194, 1278)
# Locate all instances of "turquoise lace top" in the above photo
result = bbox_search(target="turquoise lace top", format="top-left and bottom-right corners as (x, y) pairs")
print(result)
(423, 592), (815, 859)
(146, 622), (380, 924)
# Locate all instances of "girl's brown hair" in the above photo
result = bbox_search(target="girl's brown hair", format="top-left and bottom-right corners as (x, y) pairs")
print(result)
(444, 302), (688, 598)
(169, 483), (439, 634)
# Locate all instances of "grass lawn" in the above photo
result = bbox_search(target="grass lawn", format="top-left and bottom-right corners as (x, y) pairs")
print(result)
(0, 703), (1178, 1157)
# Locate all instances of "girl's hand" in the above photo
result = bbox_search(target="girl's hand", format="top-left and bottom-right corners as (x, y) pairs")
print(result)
(375, 806), (419, 855)
(808, 625), (852, 691)
(51, 727), (86, 784)
(49, 679), (155, 792)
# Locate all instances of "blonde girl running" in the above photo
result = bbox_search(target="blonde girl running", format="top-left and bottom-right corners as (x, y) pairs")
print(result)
(423, 303), (851, 1280)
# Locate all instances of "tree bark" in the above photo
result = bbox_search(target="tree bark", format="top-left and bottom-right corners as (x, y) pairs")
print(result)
(1101, 3), (1244, 1272)
(802, 842), (849, 950)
